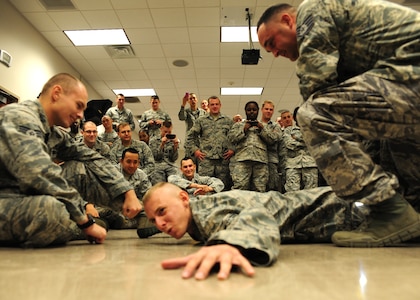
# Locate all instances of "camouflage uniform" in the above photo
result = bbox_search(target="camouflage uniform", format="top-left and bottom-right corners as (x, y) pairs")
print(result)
(187, 186), (355, 266)
(168, 173), (224, 196)
(117, 163), (151, 200)
(178, 106), (207, 134)
(77, 139), (111, 160)
(0, 100), (132, 247)
(228, 121), (273, 192)
(178, 106), (207, 159)
(98, 130), (118, 147)
(105, 106), (136, 131)
(295, 0), (420, 206)
(109, 139), (155, 176)
(185, 113), (234, 190)
(261, 120), (283, 191)
(282, 125), (318, 192)
(148, 135), (179, 185)
(139, 109), (172, 139)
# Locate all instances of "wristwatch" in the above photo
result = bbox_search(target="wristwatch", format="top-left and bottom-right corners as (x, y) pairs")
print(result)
(77, 214), (96, 229)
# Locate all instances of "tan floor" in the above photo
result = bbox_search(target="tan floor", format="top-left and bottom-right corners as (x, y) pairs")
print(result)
(0, 230), (418, 300)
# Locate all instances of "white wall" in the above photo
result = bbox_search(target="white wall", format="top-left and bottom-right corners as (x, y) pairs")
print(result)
(0, 0), (100, 101)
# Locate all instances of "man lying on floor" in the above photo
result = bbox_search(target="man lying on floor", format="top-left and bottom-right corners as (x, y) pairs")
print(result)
(142, 182), (365, 280)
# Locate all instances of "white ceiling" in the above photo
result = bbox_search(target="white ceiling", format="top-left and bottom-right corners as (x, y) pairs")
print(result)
(7, 0), (420, 141)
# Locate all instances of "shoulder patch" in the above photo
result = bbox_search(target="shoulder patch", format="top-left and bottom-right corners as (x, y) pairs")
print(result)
(297, 15), (315, 39)
(18, 126), (43, 139)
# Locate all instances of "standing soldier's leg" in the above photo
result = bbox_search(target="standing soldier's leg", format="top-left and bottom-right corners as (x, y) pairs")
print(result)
(253, 162), (269, 192)
(284, 168), (301, 192)
(302, 167), (319, 189)
(297, 74), (420, 247)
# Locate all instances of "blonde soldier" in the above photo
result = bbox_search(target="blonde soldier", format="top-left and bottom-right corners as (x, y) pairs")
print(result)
(143, 182), (358, 280)
(260, 100), (283, 191)
(0, 73), (142, 247)
(257, 1), (420, 247)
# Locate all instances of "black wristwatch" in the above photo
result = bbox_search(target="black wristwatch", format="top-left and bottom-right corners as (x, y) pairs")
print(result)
(77, 214), (96, 229)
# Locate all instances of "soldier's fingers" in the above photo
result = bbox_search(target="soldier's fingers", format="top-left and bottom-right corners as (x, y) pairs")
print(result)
(192, 253), (218, 280)
(161, 255), (191, 269)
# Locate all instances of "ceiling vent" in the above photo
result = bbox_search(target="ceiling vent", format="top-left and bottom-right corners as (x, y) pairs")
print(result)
(39, 0), (76, 10)
(105, 45), (136, 59)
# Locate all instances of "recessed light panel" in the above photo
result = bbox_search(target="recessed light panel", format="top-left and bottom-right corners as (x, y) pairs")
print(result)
(64, 29), (130, 46)
(113, 89), (156, 97)
(221, 26), (258, 42)
(221, 87), (263, 95)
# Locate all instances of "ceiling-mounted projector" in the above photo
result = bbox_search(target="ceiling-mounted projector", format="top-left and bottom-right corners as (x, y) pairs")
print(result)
(242, 49), (260, 65)
(241, 8), (260, 65)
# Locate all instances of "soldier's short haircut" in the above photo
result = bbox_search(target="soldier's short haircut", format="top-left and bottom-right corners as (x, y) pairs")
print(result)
(117, 122), (131, 133)
(262, 100), (275, 108)
(121, 147), (139, 160)
(257, 3), (296, 30)
(82, 121), (97, 131)
(245, 100), (259, 110)
(40, 73), (80, 96)
(180, 156), (195, 167)
(207, 96), (220, 104)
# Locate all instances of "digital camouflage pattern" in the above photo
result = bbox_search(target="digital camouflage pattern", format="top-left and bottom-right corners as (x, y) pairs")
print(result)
(168, 173), (224, 195)
(282, 125), (318, 191)
(109, 139), (155, 175)
(77, 139), (111, 160)
(295, 0), (420, 205)
(148, 135), (179, 184)
(0, 100), (132, 247)
(117, 164), (151, 201)
(105, 106), (136, 131)
(185, 113), (234, 189)
(139, 109), (172, 138)
(178, 106), (207, 134)
(187, 186), (355, 266)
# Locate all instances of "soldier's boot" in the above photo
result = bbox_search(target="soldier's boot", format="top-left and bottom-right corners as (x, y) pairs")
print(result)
(332, 193), (420, 247)
(137, 212), (161, 239)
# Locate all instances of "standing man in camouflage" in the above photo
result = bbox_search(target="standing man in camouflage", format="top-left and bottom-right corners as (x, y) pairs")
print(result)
(105, 93), (136, 131)
(178, 92), (207, 161)
(148, 121), (180, 185)
(257, 1), (420, 247)
(139, 95), (172, 139)
(143, 182), (355, 280)
(185, 96), (235, 190)
(178, 92), (207, 134)
(260, 100), (283, 191)
(0, 73), (142, 247)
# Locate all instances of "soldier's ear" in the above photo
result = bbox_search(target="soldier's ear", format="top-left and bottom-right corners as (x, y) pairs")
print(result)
(179, 190), (190, 207)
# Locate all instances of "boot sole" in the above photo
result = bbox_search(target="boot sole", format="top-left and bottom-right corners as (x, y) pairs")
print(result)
(332, 218), (420, 247)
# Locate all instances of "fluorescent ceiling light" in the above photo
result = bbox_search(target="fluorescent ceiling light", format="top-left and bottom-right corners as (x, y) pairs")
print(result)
(113, 89), (156, 97)
(221, 26), (258, 42)
(64, 29), (130, 46)
(221, 87), (263, 95)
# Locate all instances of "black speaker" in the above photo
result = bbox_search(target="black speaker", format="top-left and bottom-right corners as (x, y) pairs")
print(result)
(241, 49), (260, 65)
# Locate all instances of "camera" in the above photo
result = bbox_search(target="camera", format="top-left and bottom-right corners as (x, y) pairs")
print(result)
(150, 120), (161, 129)
(249, 120), (258, 127)
(166, 134), (176, 139)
